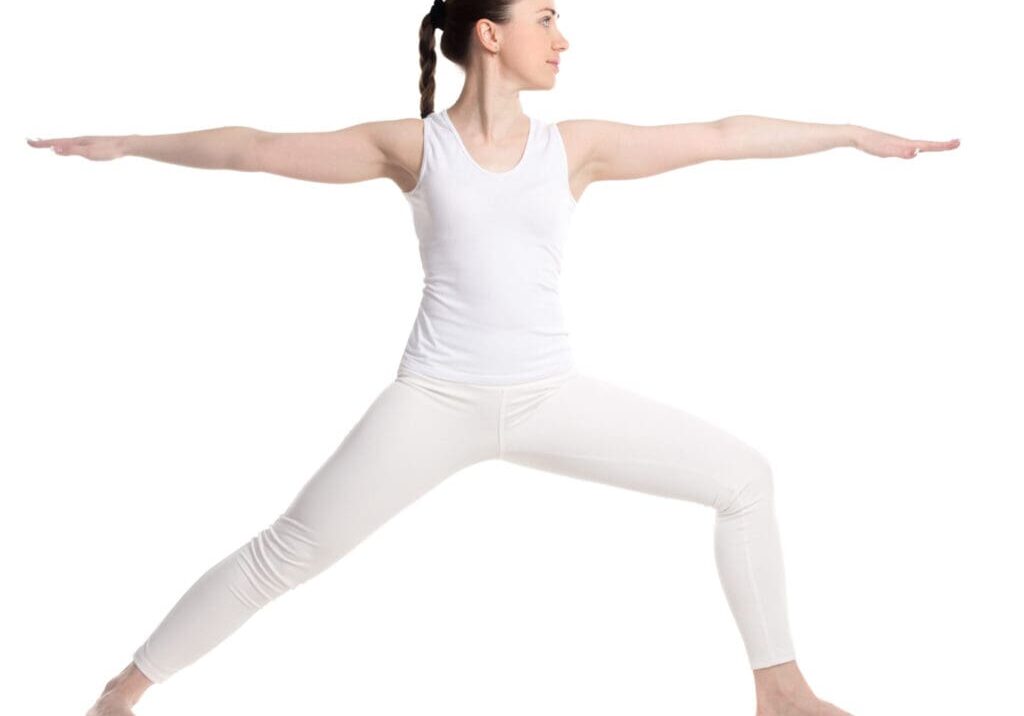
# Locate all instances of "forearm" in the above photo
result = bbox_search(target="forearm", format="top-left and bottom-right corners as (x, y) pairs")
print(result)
(716, 115), (862, 160)
(122, 126), (260, 171)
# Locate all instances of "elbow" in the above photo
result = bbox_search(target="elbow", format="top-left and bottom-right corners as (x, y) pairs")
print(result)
(231, 128), (266, 172)
(706, 119), (733, 162)
(713, 115), (745, 132)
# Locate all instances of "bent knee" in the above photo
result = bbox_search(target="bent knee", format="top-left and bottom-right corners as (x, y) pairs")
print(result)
(718, 449), (775, 516)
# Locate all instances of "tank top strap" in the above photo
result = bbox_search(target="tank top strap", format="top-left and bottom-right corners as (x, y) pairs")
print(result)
(403, 111), (444, 198)
(533, 116), (565, 170)
(527, 117), (575, 205)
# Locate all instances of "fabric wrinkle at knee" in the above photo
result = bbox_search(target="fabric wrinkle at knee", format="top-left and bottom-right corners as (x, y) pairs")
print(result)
(230, 514), (320, 609)
(718, 453), (775, 517)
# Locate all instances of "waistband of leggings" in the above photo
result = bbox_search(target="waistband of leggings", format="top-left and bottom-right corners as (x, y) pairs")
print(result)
(397, 365), (579, 391)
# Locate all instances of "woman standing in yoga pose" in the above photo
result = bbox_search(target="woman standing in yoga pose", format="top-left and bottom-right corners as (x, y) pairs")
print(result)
(29, 1), (958, 714)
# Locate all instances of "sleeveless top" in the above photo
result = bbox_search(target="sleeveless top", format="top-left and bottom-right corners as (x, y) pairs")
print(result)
(397, 108), (578, 385)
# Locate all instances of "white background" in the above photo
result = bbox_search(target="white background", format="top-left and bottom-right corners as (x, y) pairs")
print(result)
(3, 0), (1019, 714)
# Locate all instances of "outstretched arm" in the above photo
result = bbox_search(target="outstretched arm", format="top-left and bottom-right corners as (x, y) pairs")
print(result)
(26, 120), (410, 186)
(562, 116), (961, 193)
(716, 115), (960, 160)
(27, 127), (259, 168)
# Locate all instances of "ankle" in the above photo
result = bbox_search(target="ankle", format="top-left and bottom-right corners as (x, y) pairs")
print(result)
(102, 662), (153, 706)
(757, 687), (816, 709)
(753, 660), (815, 704)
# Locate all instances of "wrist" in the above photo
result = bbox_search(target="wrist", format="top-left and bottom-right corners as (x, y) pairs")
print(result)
(120, 134), (139, 158)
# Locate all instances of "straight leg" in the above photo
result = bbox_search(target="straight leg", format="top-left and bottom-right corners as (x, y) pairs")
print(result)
(130, 375), (495, 684)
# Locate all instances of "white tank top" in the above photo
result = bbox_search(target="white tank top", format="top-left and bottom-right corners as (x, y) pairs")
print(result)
(397, 108), (578, 385)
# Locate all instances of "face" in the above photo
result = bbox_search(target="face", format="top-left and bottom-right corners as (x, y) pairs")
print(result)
(484, 1), (570, 89)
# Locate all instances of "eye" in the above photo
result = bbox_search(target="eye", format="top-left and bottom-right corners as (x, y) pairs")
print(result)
(541, 15), (553, 25)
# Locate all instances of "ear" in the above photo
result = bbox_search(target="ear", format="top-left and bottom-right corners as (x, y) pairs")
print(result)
(475, 18), (501, 53)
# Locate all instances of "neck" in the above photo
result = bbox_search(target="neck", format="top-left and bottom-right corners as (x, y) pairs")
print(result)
(447, 69), (526, 143)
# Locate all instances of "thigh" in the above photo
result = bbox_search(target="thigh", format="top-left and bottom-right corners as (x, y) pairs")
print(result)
(278, 377), (495, 558)
(501, 373), (771, 511)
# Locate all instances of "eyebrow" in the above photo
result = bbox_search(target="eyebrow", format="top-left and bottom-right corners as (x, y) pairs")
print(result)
(537, 7), (561, 17)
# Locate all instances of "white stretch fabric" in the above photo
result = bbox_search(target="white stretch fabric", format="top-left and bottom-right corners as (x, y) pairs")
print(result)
(398, 109), (577, 384)
(132, 367), (797, 682)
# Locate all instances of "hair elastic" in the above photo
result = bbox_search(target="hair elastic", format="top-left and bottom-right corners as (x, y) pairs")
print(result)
(429, 0), (446, 30)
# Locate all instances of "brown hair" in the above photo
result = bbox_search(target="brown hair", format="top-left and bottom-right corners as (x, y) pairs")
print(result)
(418, 0), (518, 119)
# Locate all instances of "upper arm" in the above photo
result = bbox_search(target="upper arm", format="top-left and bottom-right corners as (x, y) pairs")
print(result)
(246, 119), (419, 186)
(563, 119), (725, 185)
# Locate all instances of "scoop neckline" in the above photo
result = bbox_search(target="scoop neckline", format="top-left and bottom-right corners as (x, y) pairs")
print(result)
(439, 109), (534, 176)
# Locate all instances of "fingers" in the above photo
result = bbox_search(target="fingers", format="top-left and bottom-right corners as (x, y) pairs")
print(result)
(26, 137), (73, 146)
(916, 138), (961, 153)
(26, 137), (77, 154)
(26, 137), (62, 151)
(903, 137), (960, 158)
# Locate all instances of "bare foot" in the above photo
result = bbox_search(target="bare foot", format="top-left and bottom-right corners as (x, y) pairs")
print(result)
(86, 662), (152, 716)
(817, 699), (855, 716)
(757, 692), (854, 716)
(85, 694), (135, 716)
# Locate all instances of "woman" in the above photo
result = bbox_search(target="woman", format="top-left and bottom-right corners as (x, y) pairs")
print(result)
(30, 1), (958, 714)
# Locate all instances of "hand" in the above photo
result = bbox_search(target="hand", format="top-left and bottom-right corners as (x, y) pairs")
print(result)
(852, 127), (960, 159)
(26, 135), (131, 161)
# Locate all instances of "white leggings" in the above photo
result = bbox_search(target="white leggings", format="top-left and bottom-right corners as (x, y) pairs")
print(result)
(132, 366), (796, 682)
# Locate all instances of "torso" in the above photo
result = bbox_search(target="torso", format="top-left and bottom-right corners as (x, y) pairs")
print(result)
(394, 109), (580, 384)
(382, 115), (591, 203)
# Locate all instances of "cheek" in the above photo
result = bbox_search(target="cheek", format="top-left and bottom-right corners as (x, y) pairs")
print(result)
(508, 48), (541, 72)
(506, 32), (543, 62)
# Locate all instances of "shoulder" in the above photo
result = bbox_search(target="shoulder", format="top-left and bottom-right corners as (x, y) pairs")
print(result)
(555, 119), (623, 148)
(368, 117), (424, 164)
(554, 119), (616, 177)
(360, 117), (425, 191)
(554, 118), (624, 159)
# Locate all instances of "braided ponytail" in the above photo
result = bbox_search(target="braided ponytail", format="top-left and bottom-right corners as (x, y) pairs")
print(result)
(416, 0), (516, 118)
